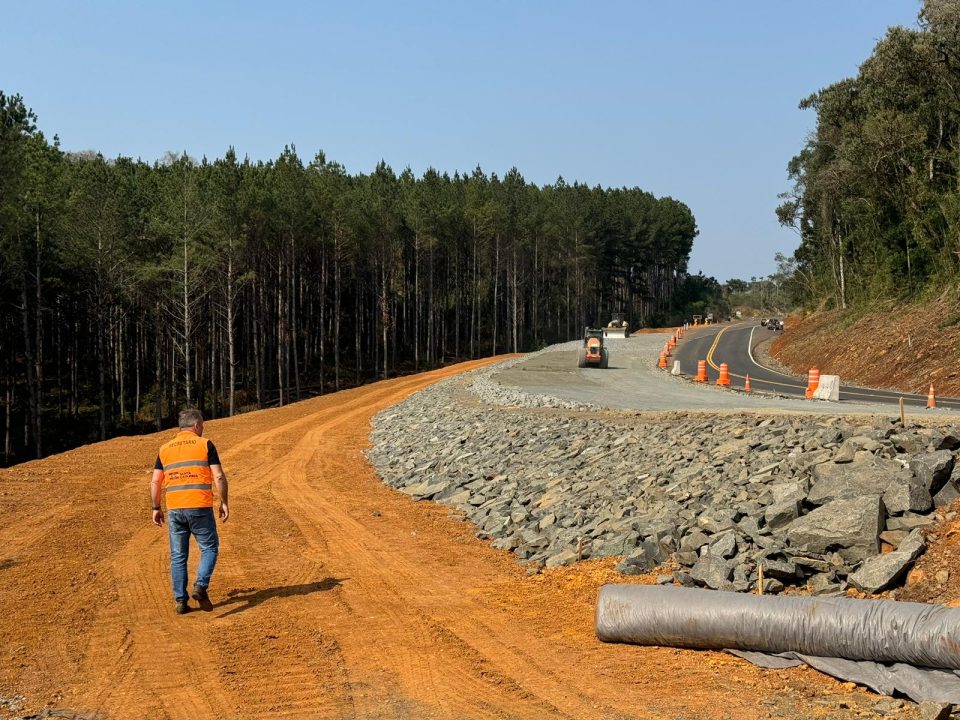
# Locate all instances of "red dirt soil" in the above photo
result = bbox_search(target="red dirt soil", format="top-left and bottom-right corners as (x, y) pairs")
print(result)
(771, 294), (960, 397)
(0, 358), (923, 719)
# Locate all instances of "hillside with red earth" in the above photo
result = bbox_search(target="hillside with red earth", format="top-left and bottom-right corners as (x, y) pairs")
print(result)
(772, 294), (960, 397)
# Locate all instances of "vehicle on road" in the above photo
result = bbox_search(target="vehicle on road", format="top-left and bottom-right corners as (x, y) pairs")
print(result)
(604, 312), (629, 339)
(578, 327), (609, 368)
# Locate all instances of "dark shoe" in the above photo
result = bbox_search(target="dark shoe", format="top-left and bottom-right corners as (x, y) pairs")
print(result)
(175, 600), (190, 615)
(191, 585), (213, 611)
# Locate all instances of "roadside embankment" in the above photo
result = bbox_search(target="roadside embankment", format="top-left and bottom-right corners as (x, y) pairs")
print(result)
(772, 295), (960, 397)
(367, 350), (960, 599)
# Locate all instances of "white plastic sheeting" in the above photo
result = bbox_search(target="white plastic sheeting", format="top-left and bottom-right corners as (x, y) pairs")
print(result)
(596, 585), (960, 703)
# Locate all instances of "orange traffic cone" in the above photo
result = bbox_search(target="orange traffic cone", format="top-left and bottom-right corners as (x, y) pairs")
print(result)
(744, 374), (751, 393)
(717, 363), (731, 387)
(928, 384), (937, 409)
(658, 352), (667, 369)
(805, 368), (820, 399)
(694, 360), (707, 382)
(669, 335), (677, 350)
(663, 341), (671, 358)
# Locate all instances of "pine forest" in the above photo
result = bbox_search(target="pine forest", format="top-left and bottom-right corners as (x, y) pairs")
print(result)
(0, 93), (698, 464)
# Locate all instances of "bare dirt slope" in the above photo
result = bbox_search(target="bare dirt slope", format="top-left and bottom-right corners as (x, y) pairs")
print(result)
(772, 294), (960, 397)
(0, 358), (910, 720)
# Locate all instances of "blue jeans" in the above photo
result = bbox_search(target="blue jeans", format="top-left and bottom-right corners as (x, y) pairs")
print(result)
(168, 508), (219, 603)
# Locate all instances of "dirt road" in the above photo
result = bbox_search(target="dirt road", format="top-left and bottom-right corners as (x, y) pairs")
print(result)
(0, 359), (895, 719)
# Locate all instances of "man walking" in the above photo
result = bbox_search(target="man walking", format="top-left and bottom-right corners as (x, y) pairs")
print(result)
(150, 408), (229, 614)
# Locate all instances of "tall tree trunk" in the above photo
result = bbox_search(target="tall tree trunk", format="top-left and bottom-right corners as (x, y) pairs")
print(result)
(96, 307), (106, 441)
(454, 246), (460, 359)
(55, 298), (63, 418)
(533, 236), (539, 348)
(276, 254), (284, 407)
(210, 312), (218, 418)
(182, 232), (192, 406)
(4, 356), (12, 464)
(117, 310), (126, 421)
(70, 320), (78, 417)
(20, 282), (41, 457)
(512, 245), (518, 353)
(414, 232), (420, 369)
(355, 276), (362, 380)
(428, 244), (434, 365)
(170, 344), (177, 421)
(319, 246), (326, 394)
(227, 252), (236, 416)
(334, 229), (341, 390)
(289, 236), (300, 401)
(381, 262), (388, 379)
(34, 209), (43, 449)
(492, 234), (500, 356)
(134, 320), (140, 423)
(154, 310), (163, 430)
(253, 279), (263, 408)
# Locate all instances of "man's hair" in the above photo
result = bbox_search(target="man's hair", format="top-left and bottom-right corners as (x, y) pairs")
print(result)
(178, 407), (204, 429)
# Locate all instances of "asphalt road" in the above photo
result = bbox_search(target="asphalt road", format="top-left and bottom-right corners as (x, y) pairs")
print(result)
(674, 321), (960, 410)
(491, 335), (948, 415)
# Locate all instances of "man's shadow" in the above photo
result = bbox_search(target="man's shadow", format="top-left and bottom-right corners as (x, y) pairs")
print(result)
(216, 577), (345, 618)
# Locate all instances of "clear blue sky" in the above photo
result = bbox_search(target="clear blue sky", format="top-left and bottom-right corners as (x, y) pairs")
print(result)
(6, 1), (921, 282)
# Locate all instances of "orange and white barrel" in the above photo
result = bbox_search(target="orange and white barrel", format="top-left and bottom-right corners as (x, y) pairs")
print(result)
(717, 363), (731, 387)
(694, 360), (707, 382)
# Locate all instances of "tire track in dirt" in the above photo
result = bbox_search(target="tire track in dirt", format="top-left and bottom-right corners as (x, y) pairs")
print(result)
(64, 361), (504, 720)
(80, 528), (234, 718)
(263, 371), (622, 719)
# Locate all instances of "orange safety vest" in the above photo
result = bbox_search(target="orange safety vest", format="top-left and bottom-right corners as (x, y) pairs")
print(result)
(159, 430), (214, 510)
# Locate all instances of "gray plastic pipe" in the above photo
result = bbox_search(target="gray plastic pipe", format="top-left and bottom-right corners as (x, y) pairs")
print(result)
(596, 585), (960, 670)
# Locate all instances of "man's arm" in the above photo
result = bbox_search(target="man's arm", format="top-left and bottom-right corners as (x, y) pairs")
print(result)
(150, 466), (165, 527)
(211, 464), (229, 521)
(207, 440), (229, 521)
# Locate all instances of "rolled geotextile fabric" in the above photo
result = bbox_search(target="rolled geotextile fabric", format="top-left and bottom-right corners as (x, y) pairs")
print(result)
(596, 585), (960, 670)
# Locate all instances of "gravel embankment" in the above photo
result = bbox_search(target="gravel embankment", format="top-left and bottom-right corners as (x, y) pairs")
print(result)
(368, 348), (960, 596)
(468, 341), (602, 411)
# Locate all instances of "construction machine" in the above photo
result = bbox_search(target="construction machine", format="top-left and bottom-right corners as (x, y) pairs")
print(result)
(578, 328), (609, 369)
(603, 312), (629, 339)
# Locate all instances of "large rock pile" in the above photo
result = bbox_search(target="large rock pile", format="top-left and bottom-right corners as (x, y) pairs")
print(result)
(367, 367), (960, 596)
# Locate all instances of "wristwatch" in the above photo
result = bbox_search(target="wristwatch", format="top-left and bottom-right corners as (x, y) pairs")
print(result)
(152, 506), (161, 511)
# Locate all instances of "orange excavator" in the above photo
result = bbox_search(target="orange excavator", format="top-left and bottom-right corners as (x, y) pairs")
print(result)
(577, 328), (609, 369)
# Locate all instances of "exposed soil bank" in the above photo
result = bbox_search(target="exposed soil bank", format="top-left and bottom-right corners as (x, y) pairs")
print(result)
(772, 295), (960, 397)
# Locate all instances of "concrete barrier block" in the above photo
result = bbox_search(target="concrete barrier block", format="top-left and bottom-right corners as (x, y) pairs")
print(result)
(813, 375), (840, 401)
(671, 361), (681, 376)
